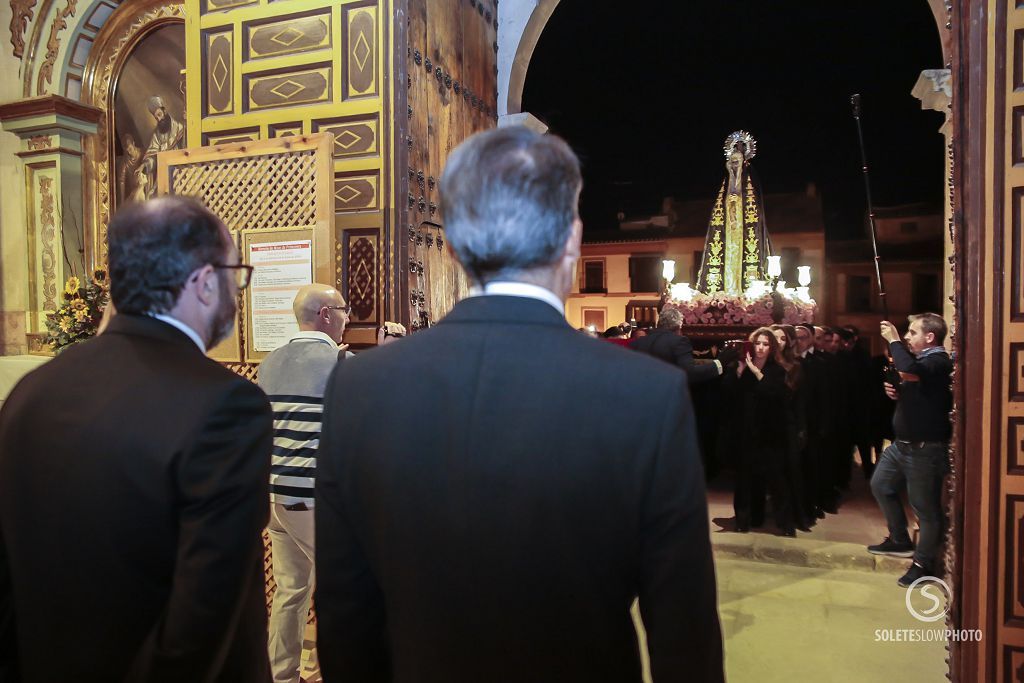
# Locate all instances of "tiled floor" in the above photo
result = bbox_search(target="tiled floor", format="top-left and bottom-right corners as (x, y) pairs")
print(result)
(632, 557), (950, 683)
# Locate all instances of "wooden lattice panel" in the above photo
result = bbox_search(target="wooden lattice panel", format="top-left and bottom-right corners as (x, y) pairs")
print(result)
(157, 134), (336, 365)
(168, 151), (318, 233)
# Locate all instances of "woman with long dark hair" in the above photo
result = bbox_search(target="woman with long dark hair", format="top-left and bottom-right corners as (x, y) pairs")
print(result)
(723, 327), (797, 535)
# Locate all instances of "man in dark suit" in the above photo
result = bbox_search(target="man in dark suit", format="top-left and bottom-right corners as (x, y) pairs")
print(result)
(0, 197), (273, 683)
(630, 307), (725, 384)
(795, 324), (829, 521)
(315, 127), (723, 683)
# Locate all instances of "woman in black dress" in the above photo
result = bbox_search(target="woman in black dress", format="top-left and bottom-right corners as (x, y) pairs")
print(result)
(724, 327), (797, 536)
(771, 324), (811, 531)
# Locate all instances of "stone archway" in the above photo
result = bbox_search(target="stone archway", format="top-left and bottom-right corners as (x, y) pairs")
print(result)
(494, 1), (983, 680)
(497, 0), (952, 117)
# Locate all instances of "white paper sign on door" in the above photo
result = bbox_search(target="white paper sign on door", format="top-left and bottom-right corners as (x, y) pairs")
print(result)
(248, 240), (313, 352)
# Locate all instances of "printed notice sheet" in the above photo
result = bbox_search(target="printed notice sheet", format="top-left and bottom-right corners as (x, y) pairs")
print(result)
(248, 240), (313, 352)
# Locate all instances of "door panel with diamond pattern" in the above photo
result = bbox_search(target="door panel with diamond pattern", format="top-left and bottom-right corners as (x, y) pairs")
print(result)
(187, 0), (389, 346)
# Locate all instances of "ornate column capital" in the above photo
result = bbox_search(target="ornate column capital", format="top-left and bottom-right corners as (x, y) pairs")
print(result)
(0, 94), (101, 154)
(912, 69), (952, 115)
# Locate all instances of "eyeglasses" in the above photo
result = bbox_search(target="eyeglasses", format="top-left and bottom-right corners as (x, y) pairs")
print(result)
(213, 264), (254, 289)
(322, 305), (351, 316)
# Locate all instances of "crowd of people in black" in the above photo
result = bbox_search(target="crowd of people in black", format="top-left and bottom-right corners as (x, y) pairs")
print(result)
(603, 317), (895, 538)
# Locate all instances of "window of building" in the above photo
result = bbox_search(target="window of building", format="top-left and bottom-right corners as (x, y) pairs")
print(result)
(629, 255), (662, 293)
(846, 275), (872, 313)
(580, 259), (606, 293)
(582, 308), (606, 332)
(900, 221), (918, 235)
(781, 247), (801, 284)
(912, 272), (941, 312)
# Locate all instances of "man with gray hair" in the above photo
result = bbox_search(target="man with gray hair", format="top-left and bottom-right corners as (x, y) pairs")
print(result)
(258, 283), (350, 683)
(315, 127), (724, 682)
(630, 306), (729, 383)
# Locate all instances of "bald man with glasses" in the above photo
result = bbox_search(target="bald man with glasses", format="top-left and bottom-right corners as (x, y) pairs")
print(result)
(257, 283), (350, 683)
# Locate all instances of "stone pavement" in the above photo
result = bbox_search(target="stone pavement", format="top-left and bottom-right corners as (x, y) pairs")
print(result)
(633, 558), (950, 683)
(705, 469), (922, 574)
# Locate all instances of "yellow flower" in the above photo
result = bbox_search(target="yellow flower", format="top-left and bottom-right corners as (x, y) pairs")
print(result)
(58, 316), (74, 333)
(71, 298), (88, 312)
(64, 277), (81, 295)
(73, 308), (89, 323)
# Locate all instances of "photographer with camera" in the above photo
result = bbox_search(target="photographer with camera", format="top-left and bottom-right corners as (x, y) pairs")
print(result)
(867, 313), (952, 587)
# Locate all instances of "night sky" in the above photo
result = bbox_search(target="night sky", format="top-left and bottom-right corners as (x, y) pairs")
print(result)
(522, 1), (946, 239)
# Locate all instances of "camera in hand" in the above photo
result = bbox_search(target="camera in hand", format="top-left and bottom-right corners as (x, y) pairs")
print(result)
(883, 358), (901, 388)
(721, 339), (750, 366)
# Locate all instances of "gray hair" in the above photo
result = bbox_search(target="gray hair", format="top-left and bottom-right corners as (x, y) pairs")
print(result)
(439, 126), (582, 283)
(657, 307), (683, 330)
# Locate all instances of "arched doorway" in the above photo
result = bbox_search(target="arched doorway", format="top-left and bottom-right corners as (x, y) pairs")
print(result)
(500, 0), (952, 117)
(498, 1), (980, 680)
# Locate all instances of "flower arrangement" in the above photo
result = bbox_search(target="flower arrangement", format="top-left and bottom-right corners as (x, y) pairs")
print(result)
(43, 270), (110, 352)
(664, 291), (816, 326)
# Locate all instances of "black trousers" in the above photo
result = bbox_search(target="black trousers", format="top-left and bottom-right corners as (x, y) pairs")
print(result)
(800, 432), (823, 517)
(734, 445), (794, 532)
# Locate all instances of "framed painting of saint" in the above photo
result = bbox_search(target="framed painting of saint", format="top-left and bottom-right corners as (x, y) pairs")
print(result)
(112, 24), (186, 207)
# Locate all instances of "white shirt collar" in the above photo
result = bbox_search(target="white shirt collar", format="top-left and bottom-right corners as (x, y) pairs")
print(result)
(470, 281), (565, 315)
(289, 330), (340, 348)
(147, 312), (206, 353)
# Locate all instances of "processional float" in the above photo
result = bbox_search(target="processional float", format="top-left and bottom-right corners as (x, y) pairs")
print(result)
(663, 131), (816, 335)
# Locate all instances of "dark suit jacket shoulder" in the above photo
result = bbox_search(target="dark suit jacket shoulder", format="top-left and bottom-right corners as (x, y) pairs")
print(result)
(630, 328), (720, 384)
(0, 314), (272, 683)
(315, 295), (724, 683)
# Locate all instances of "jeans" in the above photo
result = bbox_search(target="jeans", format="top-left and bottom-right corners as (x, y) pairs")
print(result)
(870, 441), (949, 568)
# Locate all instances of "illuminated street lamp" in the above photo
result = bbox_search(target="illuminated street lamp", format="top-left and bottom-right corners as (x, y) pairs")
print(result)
(670, 282), (693, 302)
(661, 259), (676, 283)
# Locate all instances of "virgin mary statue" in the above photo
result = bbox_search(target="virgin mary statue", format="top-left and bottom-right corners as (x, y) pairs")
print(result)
(695, 131), (772, 295)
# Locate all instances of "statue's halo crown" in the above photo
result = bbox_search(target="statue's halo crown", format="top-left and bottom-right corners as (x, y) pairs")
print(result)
(723, 130), (757, 162)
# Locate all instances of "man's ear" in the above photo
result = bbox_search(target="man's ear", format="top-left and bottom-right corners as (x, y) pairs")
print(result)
(191, 264), (217, 306)
(562, 218), (583, 263)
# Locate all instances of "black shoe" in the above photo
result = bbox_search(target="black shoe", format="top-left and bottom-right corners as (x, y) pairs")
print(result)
(780, 528), (797, 538)
(822, 503), (838, 515)
(814, 507), (826, 519)
(867, 537), (915, 558)
(897, 562), (935, 588)
(735, 523), (750, 533)
(797, 523), (812, 533)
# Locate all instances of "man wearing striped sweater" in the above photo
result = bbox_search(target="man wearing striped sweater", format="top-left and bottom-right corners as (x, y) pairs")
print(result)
(257, 283), (350, 683)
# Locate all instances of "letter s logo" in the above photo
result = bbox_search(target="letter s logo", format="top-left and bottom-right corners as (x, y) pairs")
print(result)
(905, 576), (951, 622)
